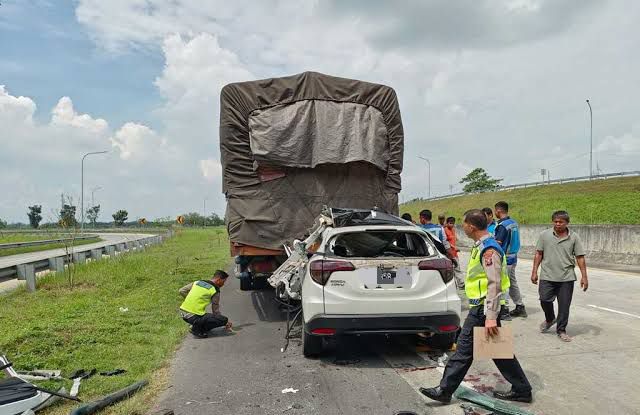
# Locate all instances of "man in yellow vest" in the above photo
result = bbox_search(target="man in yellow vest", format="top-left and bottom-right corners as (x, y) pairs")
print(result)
(420, 209), (532, 404)
(179, 270), (232, 338)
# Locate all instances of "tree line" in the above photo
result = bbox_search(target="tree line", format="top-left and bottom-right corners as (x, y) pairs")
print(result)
(0, 204), (225, 229)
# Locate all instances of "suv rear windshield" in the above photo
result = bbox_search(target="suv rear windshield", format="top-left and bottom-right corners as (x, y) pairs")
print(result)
(328, 230), (435, 258)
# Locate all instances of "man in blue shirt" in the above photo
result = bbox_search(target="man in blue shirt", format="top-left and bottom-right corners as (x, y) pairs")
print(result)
(494, 201), (527, 319)
(483, 207), (497, 235)
(419, 209), (455, 258)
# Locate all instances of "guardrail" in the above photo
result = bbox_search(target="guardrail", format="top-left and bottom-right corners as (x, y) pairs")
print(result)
(0, 235), (98, 250)
(411, 170), (640, 203)
(0, 231), (174, 292)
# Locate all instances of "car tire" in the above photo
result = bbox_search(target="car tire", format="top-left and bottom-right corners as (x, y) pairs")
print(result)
(239, 277), (253, 291)
(428, 332), (457, 351)
(302, 321), (323, 357)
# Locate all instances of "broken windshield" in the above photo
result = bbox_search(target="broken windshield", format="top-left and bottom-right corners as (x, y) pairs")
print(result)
(328, 230), (435, 258)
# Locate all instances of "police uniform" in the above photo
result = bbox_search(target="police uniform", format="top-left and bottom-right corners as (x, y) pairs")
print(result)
(438, 235), (531, 394)
(180, 280), (229, 336)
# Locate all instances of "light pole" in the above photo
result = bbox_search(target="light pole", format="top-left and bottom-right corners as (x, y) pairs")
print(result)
(418, 156), (431, 199)
(81, 151), (108, 231)
(203, 198), (207, 227)
(586, 99), (593, 178)
(91, 186), (102, 207)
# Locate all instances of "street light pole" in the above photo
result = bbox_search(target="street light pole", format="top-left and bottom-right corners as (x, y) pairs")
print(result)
(586, 99), (593, 179)
(81, 151), (108, 231)
(418, 156), (431, 199)
(203, 198), (207, 227)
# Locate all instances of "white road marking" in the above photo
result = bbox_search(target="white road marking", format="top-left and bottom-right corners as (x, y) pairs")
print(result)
(587, 304), (640, 319)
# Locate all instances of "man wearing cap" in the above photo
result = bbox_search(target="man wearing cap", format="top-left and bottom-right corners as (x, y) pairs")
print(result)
(179, 270), (232, 338)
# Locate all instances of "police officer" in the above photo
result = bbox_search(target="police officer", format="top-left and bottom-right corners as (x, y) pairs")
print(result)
(179, 270), (232, 338)
(420, 209), (532, 404)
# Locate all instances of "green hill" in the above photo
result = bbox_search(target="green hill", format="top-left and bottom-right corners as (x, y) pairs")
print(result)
(401, 176), (640, 225)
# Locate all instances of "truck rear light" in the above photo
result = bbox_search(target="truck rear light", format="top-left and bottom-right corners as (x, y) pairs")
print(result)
(438, 325), (459, 332)
(309, 260), (355, 285)
(311, 328), (336, 335)
(418, 258), (454, 284)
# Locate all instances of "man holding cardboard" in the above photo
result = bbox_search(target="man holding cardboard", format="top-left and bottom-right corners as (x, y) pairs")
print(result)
(420, 209), (532, 404)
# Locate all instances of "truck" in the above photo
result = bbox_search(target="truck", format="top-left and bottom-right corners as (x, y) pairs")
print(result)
(219, 71), (404, 290)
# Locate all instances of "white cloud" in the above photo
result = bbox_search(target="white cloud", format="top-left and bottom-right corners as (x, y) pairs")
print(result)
(0, 85), (36, 124)
(444, 104), (468, 118)
(199, 158), (221, 182)
(110, 122), (159, 160)
(51, 96), (108, 134)
(596, 130), (640, 154)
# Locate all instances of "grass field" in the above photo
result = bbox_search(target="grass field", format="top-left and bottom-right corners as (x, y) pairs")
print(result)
(0, 227), (229, 415)
(0, 233), (69, 243)
(0, 237), (102, 257)
(402, 176), (640, 224)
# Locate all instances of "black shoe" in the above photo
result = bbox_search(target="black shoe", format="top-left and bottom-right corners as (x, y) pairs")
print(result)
(510, 305), (528, 318)
(190, 328), (208, 338)
(493, 389), (532, 403)
(499, 306), (512, 321)
(419, 386), (452, 403)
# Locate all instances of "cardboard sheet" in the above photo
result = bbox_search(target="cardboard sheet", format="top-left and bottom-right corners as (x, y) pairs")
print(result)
(473, 326), (514, 359)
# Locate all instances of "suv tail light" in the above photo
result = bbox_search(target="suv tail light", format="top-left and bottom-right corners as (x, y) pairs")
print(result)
(418, 258), (454, 284)
(309, 260), (355, 285)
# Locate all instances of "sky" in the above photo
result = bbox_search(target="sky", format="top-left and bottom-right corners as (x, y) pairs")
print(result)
(1, 0), (639, 223)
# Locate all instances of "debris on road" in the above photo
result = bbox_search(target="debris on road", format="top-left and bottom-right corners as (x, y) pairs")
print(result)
(281, 388), (299, 394)
(454, 386), (534, 415)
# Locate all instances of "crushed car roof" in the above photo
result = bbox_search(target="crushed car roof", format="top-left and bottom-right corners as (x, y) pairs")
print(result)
(330, 208), (412, 228)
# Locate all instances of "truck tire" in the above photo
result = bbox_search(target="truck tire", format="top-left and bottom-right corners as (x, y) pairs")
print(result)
(427, 332), (456, 351)
(302, 321), (323, 357)
(239, 277), (252, 291)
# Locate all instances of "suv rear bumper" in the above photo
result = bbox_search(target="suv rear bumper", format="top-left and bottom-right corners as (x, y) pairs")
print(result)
(306, 311), (460, 335)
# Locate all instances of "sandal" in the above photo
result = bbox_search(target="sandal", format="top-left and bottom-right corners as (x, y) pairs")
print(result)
(539, 319), (557, 333)
(558, 332), (572, 342)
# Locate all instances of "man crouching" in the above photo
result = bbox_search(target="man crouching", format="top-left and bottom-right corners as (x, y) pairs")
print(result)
(179, 270), (232, 338)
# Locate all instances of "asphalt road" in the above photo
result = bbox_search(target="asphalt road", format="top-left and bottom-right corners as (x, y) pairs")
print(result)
(153, 254), (640, 415)
(0, 233), (155, 292)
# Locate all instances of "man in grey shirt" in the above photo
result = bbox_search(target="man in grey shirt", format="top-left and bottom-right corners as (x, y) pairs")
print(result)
(531, 211), (588, 342)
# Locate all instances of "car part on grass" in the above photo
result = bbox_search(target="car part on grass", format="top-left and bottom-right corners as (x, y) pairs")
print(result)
(69, 369), (97, 398)
(14, 370), (62, 382)
(268, 208), (333, 301)
(454, 386), (534, 415)
(68, 380), (148, 415)
(98, 369), (126, 377)
(31, 387), (70, 412)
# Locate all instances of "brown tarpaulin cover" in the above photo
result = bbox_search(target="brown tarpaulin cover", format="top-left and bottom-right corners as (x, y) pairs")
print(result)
(220, 71), (404, 251)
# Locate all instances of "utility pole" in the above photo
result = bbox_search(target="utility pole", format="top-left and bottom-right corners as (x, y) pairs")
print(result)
(418, 156), (431, 199)
(449, 184), (454, 194)
(81, 151), (108, 231)
(586, 99), (593, 179)
(203, 198), (207, 227)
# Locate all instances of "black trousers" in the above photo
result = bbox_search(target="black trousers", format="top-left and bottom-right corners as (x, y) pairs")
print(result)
(440, 306), (532, 394)
(539, 280), (575, 333)
(183, 313), (228, 334)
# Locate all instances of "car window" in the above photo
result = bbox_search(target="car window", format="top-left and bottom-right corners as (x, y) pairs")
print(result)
(328, 230), (435, 258)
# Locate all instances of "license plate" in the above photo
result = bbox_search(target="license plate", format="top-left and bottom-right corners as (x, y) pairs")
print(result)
(377, 267), (396, 284)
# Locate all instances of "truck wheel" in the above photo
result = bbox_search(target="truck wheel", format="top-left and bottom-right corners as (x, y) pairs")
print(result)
(427, 332), (456, 351)
(302, 321), (323, 357)
(239, 277), (253, 291)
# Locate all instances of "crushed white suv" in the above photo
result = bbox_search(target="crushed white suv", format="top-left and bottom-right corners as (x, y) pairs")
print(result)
(300, 210), (461, 357)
